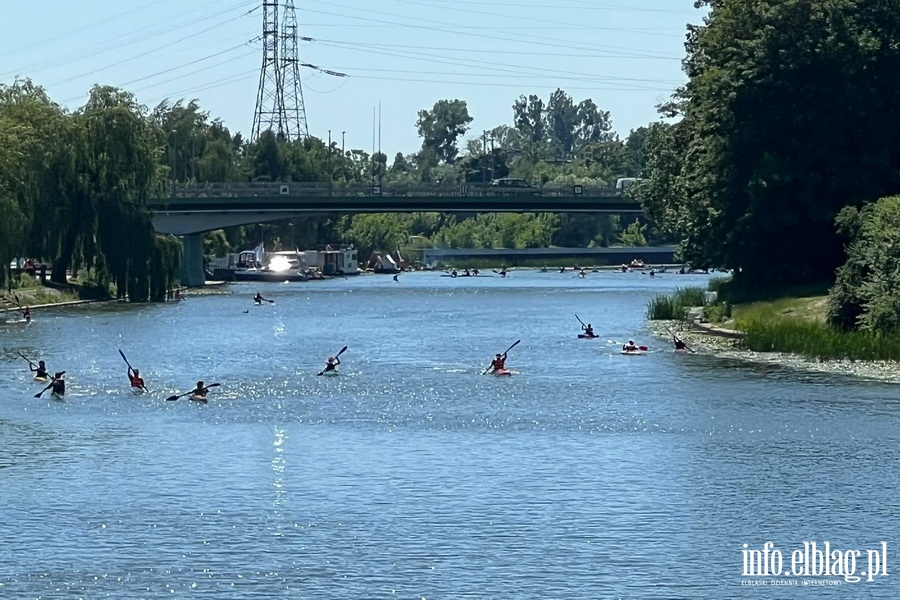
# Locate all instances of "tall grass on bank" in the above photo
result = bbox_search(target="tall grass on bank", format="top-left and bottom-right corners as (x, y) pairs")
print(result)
(647, 287), (707, 320)
(737, 313), (900, 361)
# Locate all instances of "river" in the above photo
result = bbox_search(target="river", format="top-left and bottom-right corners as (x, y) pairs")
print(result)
(1, 271), (898, 598)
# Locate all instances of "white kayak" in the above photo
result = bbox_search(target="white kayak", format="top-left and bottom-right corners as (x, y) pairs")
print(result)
(50, 391), (65, 401)
(620, 350), (646, 356)
(322, 369), (339, 377)
(131, 386), (146, 395)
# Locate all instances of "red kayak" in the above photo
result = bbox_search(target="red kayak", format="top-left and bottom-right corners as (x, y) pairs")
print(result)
(493, 369), (513, 376)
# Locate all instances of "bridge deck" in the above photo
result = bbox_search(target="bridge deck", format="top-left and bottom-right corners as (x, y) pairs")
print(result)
(151, 182), (641, 213)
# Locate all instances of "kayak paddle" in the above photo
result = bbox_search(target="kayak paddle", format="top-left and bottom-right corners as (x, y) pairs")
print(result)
(317, 346), (348, 375)
(165, 383), (221, 401)
(34, 371), (66, 398)
(17, 351), (37, 369)
(482, 339), (520, 374)
(119, 349), (150, 392)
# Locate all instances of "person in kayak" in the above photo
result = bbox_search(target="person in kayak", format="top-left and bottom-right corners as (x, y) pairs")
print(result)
(489, 353), (506, 373)
(51, 372), (66, 396)
(673, 334), (690, 352)
(623, 340), (639, 352)
(190, 381), (210, 399)
(128, 366), (147, 391)
(22, 306), (31, 322)
(582, 323), (596, 337)
(322, 355), (341, 374)
(254, 292), (266, 304)
(30, 360), (49, 379)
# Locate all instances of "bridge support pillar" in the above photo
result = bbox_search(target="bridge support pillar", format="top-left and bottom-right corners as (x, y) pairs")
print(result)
(180, 233), (206, 287)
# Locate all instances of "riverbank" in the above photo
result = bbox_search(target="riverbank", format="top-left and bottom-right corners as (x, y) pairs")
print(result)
(648, 312), (900, 384)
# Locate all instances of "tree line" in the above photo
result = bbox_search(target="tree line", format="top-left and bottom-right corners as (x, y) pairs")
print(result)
(638, 0), (900, 334)
(0, 80), (665, 298)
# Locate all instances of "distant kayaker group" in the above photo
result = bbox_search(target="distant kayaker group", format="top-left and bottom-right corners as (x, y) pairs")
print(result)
(9, 288), (695, 403)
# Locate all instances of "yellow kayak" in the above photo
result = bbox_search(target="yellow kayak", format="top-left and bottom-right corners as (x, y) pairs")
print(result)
(34, 375), (49, 383)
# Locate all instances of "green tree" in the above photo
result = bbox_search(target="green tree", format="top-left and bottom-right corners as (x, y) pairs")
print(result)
(829, 197), (900, 332)
(416, 99), (473, 164)
(647, 0), (900, 288)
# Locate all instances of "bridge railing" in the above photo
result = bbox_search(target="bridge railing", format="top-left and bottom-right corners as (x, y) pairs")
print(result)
(164, 182), (622, 199)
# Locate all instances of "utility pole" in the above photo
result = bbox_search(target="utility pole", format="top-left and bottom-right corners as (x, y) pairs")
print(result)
(341, 131), (345, 155)
(482, 130), (488, 186)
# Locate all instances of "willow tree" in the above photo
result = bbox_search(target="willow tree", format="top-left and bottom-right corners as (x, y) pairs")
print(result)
(0, 118), (29, 288)
(77, 86), (164, 300)
(0, 81), (81, 288)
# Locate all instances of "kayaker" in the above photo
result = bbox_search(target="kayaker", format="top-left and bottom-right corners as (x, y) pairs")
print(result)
(22, 306), (31, 321)
(254, 292), (265, 304)
(128, 367), (147, 391)
(190, 381), (209, 399)
(673, 335), (689, 351)
(392, 274), (399, 281)
(623, 340), (639, 352)
(582, 323), (596, 337)
(489, 353), (506, 373)
(472, 268), (480, 276)
(30, 360), (49, 379)
(322, 355), (341, 374)
(51, 372), (66, 396)
(578, 269), (586, 278)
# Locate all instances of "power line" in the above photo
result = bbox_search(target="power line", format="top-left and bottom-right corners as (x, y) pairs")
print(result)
(49, 7), (258, 88)
(385, 0), (684, 38)
(350, 74), (670, 92)
(309, 41), (681, 88)
(56, 43), (260, 105)
(0, 0), (182, 60)
(1, 0), (257, 80)
(309, 37), (680, 61)
(299, 3), (681, 59)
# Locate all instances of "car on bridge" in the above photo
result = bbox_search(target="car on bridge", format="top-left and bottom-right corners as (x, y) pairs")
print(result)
(490, 178), (542, 195)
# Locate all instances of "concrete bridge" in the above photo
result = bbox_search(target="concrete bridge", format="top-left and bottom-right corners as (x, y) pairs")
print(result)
(149, 182), (644, 286)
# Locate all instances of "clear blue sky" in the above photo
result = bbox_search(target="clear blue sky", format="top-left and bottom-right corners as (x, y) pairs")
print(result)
(0, 0), (703, 156)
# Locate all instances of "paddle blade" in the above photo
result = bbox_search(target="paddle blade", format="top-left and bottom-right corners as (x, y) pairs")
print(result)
(165, 395), (179, 401)
(336, 345), (348, 356)
(639, 345), (649, 351)
(208, 383), (221, 388)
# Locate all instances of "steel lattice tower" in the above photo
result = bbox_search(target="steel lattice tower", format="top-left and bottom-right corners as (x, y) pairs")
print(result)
(251, 0), (286, 141)
(279, 0), (309, 139)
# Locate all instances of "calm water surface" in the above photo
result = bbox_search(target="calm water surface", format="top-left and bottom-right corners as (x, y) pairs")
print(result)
(1, 271), (898, 598)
